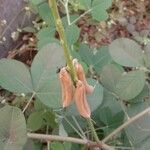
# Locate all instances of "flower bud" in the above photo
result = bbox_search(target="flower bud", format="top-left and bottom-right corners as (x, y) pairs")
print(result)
(59, 67), (74, 108)
(75, 80), (91, 118)
(73, 59), (94, 94)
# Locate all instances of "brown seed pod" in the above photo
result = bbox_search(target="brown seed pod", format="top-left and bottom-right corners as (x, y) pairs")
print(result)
(75, 80), (91, 118)
(59, 67), (74, 108)
(73, 59), (94, 94)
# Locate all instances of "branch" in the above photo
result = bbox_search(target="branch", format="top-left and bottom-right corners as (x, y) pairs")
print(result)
(103, 107), (150, 142)
(27, 133), (115, 150)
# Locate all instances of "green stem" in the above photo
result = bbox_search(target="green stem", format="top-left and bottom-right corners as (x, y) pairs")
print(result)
(87, 118), (100, 143)
(48, 0), (77, 83)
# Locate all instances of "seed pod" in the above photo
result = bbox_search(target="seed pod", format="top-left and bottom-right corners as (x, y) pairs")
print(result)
(75, 80), (91, 118)
(59, 67), (74, 108)
(73, 59), (94, 94)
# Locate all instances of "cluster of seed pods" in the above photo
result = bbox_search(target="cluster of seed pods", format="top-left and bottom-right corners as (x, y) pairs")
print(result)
(59, 59), (94, 118)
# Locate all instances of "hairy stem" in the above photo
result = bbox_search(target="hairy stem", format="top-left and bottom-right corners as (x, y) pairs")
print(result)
(87, 118), (100, 143)
(48, 0), (77, 83)
(103, 107), (150, 142)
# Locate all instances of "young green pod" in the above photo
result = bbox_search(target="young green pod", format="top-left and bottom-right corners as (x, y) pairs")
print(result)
(75, 80), (91, 118)
(73, 59), (94, 94)
(59, 67), (74, 108)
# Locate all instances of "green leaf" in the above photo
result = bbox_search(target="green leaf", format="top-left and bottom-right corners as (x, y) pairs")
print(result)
(0, 59), (33, 94)
(23, 139), (35, 150)
(92, 8), (108, 21)
(28, 1), (39, 14)
(34, 141), (42, 150)
(38, 2), (55, 26)
(34, 99), (47, 111)
(66, 24), (80, 46)
(92, 0), (112, 9)
(132, 84), (150, 103)
(78, 44), (93, 65)
(63, 142), (72, 150)
(135, 137), (150, 150)
(0, 105), (27, 150)
(31, 43), (65, 108)
(93, 89), (124, 128)
(50, 142), (65, 150)
(42, 111), (57, 128)
(35, 73), (61, 108)
(66, 79), (103, 116)
(101, 64), (123, 93)
(29, 0), (44, 5)
(50, 142), (71, 150)
(34, 99), (57, 129)
(79, 0), (92, 9)
(91, 0), (112, 21)
(79, 44), (112, 72)
(85, 79), (103, 109)
(144, 41), (150, 68)
(27, 111), (44, 131)
(37, 27), (55, 40)
(125, 103), (150, 146)
(37, 28), (57, 50)
(38, 38), (59, 50)
(109, 38), (144, 67)
(95, 47), (112, 73)
(116, 70), (145, 100)
(31, 43), (64, 89)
